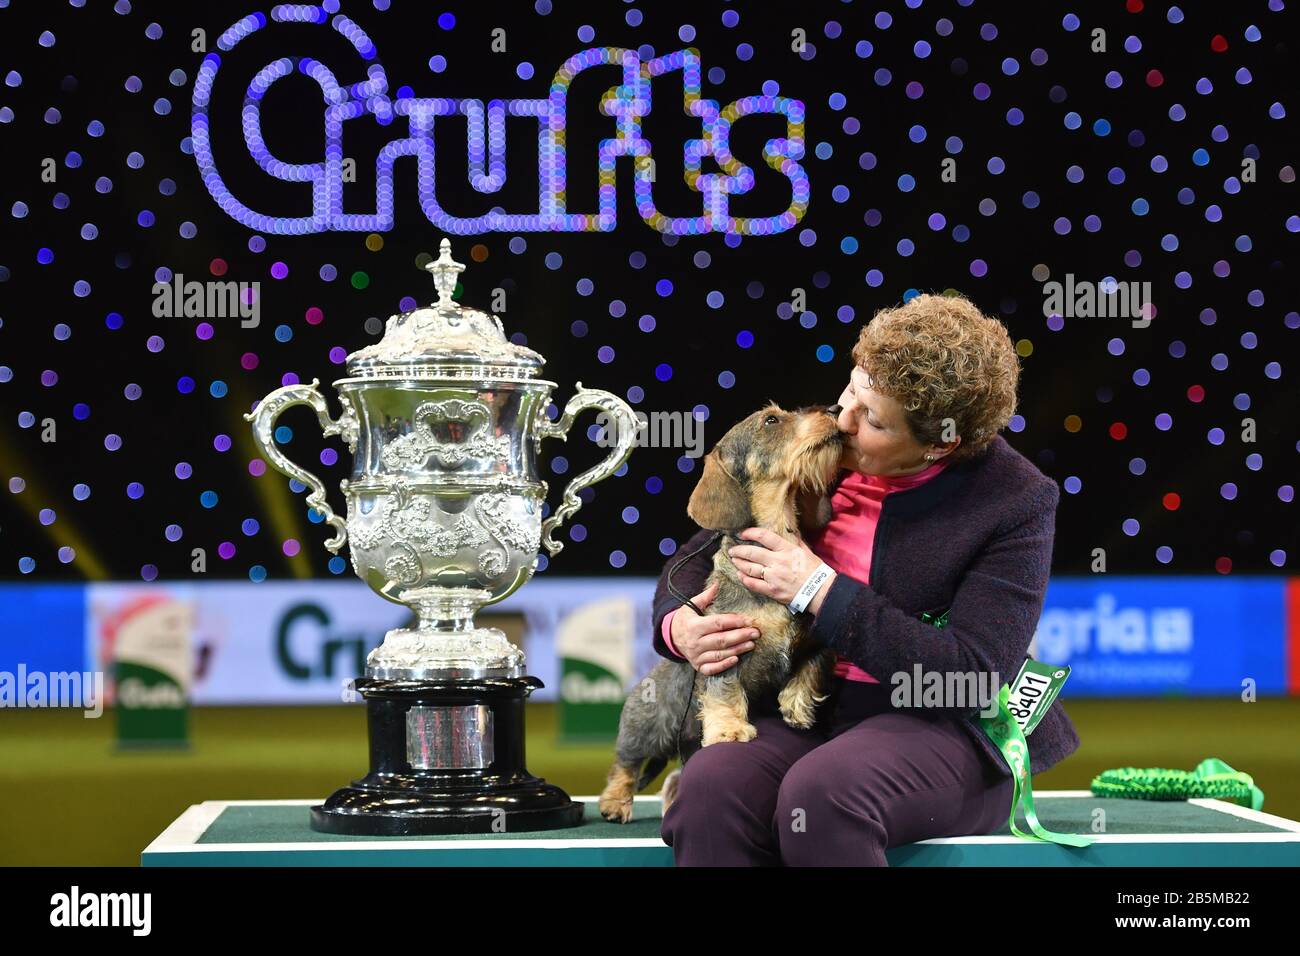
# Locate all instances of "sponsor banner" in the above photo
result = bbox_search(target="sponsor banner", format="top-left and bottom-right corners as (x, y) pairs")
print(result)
(1030, 577), (1289, 695)
(556, 594), (638, 742)
(0, 583), (87, 675)
(105, 593), (194, 747)
(0, 575), (1293, 705)
(79, 579), (660, 705)
(87, 580), (423, 705)
(501, 581), (661, 709)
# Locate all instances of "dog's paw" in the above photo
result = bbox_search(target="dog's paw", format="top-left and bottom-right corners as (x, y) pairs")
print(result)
(703, 719), (758, 746)
(779, 705), (817, 730)
(774, 691), (816, 728)
(598, 789), (635, 824)
(713, 722), (758, 744)
(597, 765), (638, 823)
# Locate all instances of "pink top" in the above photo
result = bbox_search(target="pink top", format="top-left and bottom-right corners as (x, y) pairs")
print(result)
(661, 458), (950, 682)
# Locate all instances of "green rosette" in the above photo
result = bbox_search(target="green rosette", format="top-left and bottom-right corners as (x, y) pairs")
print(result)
(1090, 758), (1265, 810)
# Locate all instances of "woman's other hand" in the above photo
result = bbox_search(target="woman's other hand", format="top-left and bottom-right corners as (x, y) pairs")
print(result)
(728, 527), (838, 614)
(670, 580), (760, 676)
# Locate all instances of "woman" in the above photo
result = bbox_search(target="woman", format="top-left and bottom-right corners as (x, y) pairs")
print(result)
(651, 292), (1080, 866)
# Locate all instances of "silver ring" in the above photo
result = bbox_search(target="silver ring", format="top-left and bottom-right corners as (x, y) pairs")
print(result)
(759, 566), (766, 580)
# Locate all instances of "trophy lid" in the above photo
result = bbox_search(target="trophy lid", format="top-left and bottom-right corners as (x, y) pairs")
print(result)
(344, 239), (546, 380)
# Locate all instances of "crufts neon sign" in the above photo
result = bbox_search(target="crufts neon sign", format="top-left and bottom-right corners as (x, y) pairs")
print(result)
(192, 6), (810, 236)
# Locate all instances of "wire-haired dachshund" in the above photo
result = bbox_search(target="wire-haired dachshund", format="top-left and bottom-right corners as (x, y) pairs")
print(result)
(598, 402), (843, 823)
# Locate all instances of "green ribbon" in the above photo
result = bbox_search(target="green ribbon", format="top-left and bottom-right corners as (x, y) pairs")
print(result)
(919, 607), (951, 629)
(978, 684), (1094, 848)
(917, 608), (1087, 847)
(1091, 758), (1265, 810)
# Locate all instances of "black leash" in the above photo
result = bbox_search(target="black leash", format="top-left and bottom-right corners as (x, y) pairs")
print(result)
(665, 530), (725, 614)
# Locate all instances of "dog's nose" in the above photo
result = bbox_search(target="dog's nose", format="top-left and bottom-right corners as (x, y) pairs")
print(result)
(826, 404), (842, 417)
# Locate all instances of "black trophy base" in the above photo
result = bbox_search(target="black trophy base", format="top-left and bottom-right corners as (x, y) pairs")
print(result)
(310, 676), (584, 837)
(310, 782), (584, 836)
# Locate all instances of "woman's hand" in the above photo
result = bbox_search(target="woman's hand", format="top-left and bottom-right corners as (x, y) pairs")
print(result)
(728, 528), (838, 615)
(670, 580), (760, 676)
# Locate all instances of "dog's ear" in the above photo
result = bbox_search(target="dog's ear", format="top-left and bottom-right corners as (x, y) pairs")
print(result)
(687, 451), (751, 531)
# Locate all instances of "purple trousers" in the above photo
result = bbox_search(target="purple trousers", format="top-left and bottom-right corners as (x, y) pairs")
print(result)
(661, 677), (1015, 866)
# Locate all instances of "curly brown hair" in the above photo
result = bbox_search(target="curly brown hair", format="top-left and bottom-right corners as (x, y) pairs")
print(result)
(850, 293), (1019, 462)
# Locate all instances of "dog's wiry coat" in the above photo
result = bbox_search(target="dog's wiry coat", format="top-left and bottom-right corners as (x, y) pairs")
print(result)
(598, 403), (843, 823)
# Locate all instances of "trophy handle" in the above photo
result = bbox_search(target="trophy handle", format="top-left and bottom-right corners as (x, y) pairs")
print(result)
(535, 382), (637, 557)
(243, 378), (356, 554)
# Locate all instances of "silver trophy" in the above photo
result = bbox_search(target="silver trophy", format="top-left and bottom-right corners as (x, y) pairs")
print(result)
(246, 239), (637, 834)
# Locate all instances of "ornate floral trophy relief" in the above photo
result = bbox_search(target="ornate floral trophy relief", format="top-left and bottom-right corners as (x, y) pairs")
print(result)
(246, 239), (638, 835)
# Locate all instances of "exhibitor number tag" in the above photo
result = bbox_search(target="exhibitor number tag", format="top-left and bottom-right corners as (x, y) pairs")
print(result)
(1004, 660), (1070, 737)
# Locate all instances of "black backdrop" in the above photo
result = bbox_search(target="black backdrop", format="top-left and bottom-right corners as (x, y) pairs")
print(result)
(0, 0), (1296, 582)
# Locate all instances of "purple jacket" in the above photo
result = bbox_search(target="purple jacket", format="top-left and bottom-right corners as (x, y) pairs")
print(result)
(651, 434), (1081, 779)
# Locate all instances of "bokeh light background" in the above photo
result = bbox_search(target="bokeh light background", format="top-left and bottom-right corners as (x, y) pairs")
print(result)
(1, 0), (1296, 584)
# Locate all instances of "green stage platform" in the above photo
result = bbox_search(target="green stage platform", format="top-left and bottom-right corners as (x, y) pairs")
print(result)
(142, 791), (1300, 866)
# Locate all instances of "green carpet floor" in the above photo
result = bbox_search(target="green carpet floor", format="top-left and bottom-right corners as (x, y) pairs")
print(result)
(3, 697), (1297, 866)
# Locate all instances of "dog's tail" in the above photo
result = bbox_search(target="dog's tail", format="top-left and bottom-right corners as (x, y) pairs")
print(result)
(636, 756), (669, 792)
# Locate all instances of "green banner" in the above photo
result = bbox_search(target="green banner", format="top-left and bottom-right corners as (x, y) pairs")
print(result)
(558, 657), (625, 743)
(115, 661), (189, 749)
